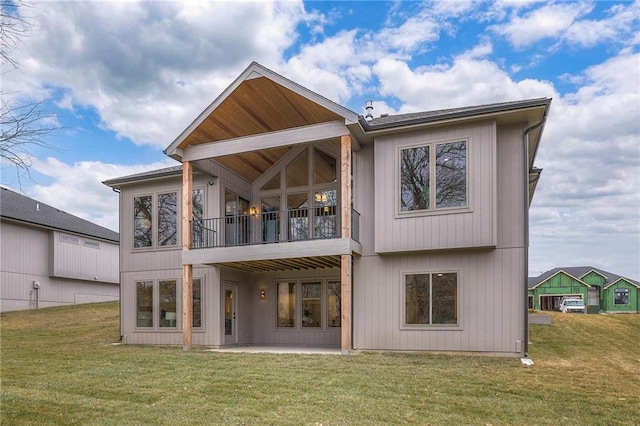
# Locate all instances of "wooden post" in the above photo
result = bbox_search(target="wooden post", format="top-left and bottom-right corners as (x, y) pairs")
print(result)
(340, 135), (352, 354)
(182, 161), (193, 351)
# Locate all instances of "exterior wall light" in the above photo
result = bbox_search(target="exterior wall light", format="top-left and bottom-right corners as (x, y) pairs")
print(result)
(260, 289), (266, 299)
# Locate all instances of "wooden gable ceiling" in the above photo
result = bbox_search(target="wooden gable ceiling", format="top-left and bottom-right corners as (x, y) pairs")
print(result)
(183, 76), (344, 182)
(179, 76), (343, 149)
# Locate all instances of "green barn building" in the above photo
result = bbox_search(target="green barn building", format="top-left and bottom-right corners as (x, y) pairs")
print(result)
(528, 267), (639, 314)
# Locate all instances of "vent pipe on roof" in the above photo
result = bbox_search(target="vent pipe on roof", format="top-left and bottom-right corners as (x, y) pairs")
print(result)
(36, 203), (40, 211)
(365, 100), (373, 121)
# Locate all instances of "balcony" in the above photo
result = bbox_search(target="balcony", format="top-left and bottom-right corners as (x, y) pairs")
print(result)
(191, 205), (360, 249)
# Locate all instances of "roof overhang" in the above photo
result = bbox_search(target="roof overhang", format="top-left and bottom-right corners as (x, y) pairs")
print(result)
(164, 62), (359, 162)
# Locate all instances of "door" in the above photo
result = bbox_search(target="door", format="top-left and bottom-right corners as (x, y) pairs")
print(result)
(224, 284), (237, 344)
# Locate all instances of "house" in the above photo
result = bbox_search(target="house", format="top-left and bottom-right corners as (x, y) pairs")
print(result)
(0, 187), (119, 312)
(528, 266), (639, 314)
(103, 62), (551, 356)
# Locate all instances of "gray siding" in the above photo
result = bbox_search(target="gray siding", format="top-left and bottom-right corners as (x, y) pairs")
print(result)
(353, 249), (524, 354)
(250, 268), (341, 347)
(352, 122), (528, 354)
(373, 121), (497, 253)
(1, 221), (119, 312)
(51, 231), (119, 283)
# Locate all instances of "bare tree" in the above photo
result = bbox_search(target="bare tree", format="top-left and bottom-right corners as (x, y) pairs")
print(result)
(1, 0), (58, 183)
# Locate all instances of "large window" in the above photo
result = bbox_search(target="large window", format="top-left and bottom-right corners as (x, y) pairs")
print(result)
(302, 282), (322, 328)
(135, 278), (203, 329)
(159, 280), (177, 328)
(405, 272), (458, 326)
(614, 288), (630, 305)
(277, 282), (296, 327)
(157, 192), (178, 246)
(276, 279), (341, 329)
(134, 189), (203, 249)
(327, 280), (341, 327)
(400, 141), (467, 212)
(136, 280), (154, 327)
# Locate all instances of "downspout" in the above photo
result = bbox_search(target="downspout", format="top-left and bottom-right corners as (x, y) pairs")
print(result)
(521, 108), (549, 359)
(112, 186), (124, 342)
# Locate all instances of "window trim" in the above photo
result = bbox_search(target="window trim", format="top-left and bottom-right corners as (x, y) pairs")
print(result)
(134, 277), (205, 331)
(274, 277), (341, 331)
(401, 269), (462, 330)
(396, 138), (470, 218)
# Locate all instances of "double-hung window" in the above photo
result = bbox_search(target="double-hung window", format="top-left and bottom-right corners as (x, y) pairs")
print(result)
(404, 272), (458, 326)
(400, 141), (467, 213)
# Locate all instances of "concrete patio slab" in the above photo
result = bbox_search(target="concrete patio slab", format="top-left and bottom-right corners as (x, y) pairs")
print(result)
(206, 346), (342, 355)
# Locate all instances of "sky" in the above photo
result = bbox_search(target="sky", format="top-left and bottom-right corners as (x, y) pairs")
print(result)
(1, 0), (639, 280)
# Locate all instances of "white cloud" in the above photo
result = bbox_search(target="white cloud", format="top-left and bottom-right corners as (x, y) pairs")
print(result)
(27, 157), (177, 232)
(530, 51), (640, 279)
(491, 1), (593, 47)
(7, 1), (310, 148)
(372, 51), (557, 113)
(492, 0), (640, 49)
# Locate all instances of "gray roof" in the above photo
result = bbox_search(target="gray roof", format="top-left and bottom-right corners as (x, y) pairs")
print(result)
(361, 98), (551, 131)
(103, 165), (183, 187)
(0, 187), (119, 243)
(529, 266), (639, 289)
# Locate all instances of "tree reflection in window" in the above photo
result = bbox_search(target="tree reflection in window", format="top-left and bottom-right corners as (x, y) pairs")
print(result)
(400, 146), (430, 211)
(400, 141), (467, 212)
(158, 192), (177, 246)
(405, 272), (458, 326)
(436, 142), (466, 208)
(134, 195), (153, 248)
(327, 280), (341, 327)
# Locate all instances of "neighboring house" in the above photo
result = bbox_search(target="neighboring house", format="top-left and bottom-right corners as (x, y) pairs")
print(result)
(103, 62), (551, 356)
(0, 187), (119, 312)
(528, 267), (639, 314)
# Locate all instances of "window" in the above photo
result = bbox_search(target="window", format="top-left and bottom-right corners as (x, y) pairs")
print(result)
(193, 278), (202, 328)
(225, 190), (250, 246)
(302, 282), (321, 328)
(405, 272), (458, 326)
(136, 280), (154, 327)
(327, 280), (341, 327)
(134, 195), (153, 248)
(192, 188), (205, 248)
(158, 192), (178, 246)
(277, 282), (296, 327)
(614, 288), (630, 305)
(286, 149), (309, 187)
(400, 141), (467, 212)
(83, 239), (100, 249)
(276, 279), (341, 329)
(159, 280), (177, 328)
(313, 189), (337, 239)
(135, 278), (203, 329)
(60, 234), (79, 245)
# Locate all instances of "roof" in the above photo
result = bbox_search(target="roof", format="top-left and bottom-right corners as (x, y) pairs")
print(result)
(0, 187), (119, 243)
(103, 165), (183, 187)
(529, 266), (639, 289)
(361, 98), (552, 131)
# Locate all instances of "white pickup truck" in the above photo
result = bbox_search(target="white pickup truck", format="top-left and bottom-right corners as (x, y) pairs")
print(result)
(559, 298), (586, 313)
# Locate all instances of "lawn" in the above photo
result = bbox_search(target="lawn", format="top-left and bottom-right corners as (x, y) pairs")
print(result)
(1, 303), (639, 425)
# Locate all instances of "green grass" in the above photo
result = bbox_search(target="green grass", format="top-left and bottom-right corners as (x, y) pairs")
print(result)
(1, 303), (639, 425)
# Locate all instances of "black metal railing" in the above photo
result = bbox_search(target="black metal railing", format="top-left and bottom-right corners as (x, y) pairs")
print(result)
(191, 206), (360, 249)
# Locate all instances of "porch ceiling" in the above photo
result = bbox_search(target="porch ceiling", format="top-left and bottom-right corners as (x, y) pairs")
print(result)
(183, 76), (345, 182)
(217, 255), (341, 273)
(179, 76), (343, 149)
